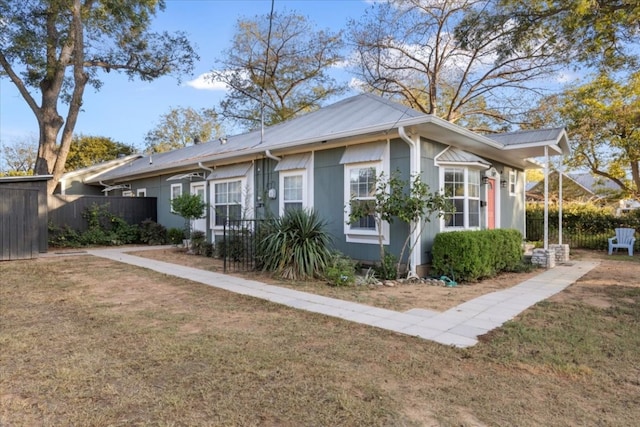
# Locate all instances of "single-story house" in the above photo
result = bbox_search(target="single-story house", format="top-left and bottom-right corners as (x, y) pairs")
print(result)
(69, 94), (569, 272)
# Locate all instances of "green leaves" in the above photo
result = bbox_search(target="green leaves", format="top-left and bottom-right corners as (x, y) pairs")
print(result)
(558, 72), (640, 196)
(347, 171), (451, 276)
(144, 107), (222, 153)
(65, 135), (134, 171)
(257, 209), (332, 280)
(170, 192), (206, 238)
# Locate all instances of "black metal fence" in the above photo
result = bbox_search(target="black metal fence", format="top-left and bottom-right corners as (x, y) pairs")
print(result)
(526, 217), (639, 251)
(222, 219), (266, 273)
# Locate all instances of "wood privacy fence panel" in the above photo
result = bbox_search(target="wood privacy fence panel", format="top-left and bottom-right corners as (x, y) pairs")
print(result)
(0, 188), (40, 260)
(48, 195), (157, 232)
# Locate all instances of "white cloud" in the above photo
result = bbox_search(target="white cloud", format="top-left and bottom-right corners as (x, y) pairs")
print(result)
(555, 71), (580, 84)
(184, 72), (228, 91)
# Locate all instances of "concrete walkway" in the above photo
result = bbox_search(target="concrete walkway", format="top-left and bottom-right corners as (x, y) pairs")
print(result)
(85, 246), (599, 348)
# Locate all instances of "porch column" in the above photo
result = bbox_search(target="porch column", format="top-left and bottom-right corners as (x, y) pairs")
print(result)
(544, 145), (549, 250)
(558, 164), (563, 245)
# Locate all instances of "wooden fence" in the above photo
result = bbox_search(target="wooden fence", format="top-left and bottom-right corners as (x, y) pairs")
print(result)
(48, 195), (157, 232)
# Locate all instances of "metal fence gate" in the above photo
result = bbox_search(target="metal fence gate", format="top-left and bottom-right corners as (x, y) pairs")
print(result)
(222, 219), (266, 273)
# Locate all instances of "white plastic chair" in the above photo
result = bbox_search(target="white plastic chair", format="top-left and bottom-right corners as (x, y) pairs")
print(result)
(608, 228), (636, 256)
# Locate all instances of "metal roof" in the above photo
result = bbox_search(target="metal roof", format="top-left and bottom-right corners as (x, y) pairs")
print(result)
(87, 94), (425, 183)
(434, 147), (491, 166)
(487, 128), (566, 146)
(87, 94), (571, 184)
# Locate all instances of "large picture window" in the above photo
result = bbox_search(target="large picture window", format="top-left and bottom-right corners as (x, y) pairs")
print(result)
(443, 167), (480, 229)
(213, 180), (242, 226)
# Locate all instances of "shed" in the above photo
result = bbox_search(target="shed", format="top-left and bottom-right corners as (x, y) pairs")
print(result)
(0, 175), (52, 260)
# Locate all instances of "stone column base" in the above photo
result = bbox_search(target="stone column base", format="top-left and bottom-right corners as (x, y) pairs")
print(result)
(531, 248), (556, 268)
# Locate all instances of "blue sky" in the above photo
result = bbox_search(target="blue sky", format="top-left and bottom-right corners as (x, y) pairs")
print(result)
(0, 0), (371, 152)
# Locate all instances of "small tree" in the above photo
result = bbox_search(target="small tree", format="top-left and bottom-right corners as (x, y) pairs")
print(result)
(170, 193), (207, 242)
(347, 171), (450, 277)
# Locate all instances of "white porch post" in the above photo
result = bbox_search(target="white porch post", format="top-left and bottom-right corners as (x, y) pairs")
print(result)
(558, 163), (563, 245)
(544, 145), (549, 250)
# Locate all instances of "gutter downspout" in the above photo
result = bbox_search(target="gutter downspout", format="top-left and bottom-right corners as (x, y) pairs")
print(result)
(99, 181), (110, 197)
(198, 162), (215, 244)
(399, 126), (420, 276)
(265, 150), (281, 162)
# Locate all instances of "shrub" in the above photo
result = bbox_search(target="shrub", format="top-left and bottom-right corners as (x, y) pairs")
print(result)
(167, 227), (185, 245)
(215, 228), (253, 261)
(170, 193), (206, 239)
(139, 219), (167, 245)
(324, 253), (356, 286)
(190, 230), (206, 255)
(374, 251), (398, 280)
(257, 209), (332, 280)
(49, 204), (139, 247)
(48, 222), (81, 248)
(431, 229), (523, 282)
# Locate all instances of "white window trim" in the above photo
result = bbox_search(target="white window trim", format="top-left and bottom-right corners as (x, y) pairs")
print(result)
(136, 188), (146, 197)
(440, 167), (482, 231)
(210, 177), (249, 230)
(509, 170), (517, 196)
(279, 169), (307, 215)
(343, 142), (390, 245)
(170, 183), (182, 213)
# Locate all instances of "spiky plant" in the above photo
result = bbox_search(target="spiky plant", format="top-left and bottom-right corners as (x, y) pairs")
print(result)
(257, 209), (332, 280)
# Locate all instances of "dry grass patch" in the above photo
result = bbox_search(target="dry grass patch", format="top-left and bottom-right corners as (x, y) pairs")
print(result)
(1, 251), (639, 426)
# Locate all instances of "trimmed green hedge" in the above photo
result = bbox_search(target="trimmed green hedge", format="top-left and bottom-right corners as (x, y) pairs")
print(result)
(431, 229), (524, 282)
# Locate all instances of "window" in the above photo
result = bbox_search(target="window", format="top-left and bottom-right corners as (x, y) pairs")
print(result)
(443, 167), (481, 229)
(122, 190), (133, 197)
(213, 180), (242, 226)
(509, 170), (517, 195)
(170, 183), (182, 212)
(282, 173), (304, 213)
(348, 165), (377, 230)
(341, 141), (389, 244)
(137, 188), (146, 197)
(276, 153), (312, 215)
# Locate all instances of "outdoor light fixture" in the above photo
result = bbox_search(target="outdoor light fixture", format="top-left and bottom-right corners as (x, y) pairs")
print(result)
(482, 176), (490, 185)
(500, 180), (507, 188)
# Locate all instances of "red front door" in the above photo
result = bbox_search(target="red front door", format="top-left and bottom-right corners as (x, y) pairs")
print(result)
(487, 178), (496, 229)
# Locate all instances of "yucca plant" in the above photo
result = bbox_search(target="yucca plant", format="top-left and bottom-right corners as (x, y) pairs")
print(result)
(257, 209), (332, 280)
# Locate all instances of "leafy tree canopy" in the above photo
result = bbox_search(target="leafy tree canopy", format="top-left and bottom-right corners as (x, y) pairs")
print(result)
(144, 106), (222, 153)
(0, 0), (198, 193)
(65, 135), (134, 171)
(461, 0), (640, 70)
(348, 0), (566, 131)
(210, 10), (347, 131)
(529, 72), (640, 197)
